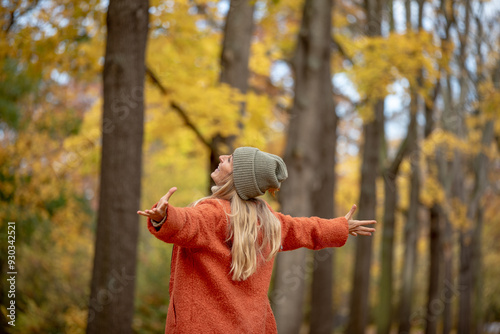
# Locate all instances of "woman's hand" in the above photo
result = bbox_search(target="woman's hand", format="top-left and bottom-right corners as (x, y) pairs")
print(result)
(137, 187), (177, 221)
(344, 204), (377, 236)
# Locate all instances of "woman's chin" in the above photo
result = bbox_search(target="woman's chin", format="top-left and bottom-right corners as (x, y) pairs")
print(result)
(211, 171), (218, 183)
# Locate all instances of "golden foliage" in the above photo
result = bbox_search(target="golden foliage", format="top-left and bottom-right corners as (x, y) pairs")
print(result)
(337, 31), (444, 121)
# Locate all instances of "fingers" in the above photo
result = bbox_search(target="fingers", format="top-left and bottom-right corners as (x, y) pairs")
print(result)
(137, 210), (149, 217)
(345, 204), (357, 220)
(136, 209), (163, 221)
(157, 187), (177, 213)
(137, 187), (178, 221)
(137, 210), (156, 218)
(356, 230), (373, 236)
(348, 219), (376, 237)
(351, 219), (377, 226)
(157, 201), (168, 213)
(165, 187), (177, 201)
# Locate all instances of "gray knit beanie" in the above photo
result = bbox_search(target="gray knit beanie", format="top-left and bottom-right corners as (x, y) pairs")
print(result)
(232, 147), (288, 200)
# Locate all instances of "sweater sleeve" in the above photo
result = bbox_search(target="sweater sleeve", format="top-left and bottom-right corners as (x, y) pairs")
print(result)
(275, 211), (349, 251)
(147, 199), (228, 248)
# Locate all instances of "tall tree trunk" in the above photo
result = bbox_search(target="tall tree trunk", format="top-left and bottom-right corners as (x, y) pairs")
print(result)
(220, 0), (254, 94)
(424, 76), (441, 334)
(472, 206), (484, 334)
(346, 102), (383, 334)
(309, 99), (338, 334)
(272, 0), (336, 332)
(309, 83), (338, 332)
(441, 215), (453, 334)
(86, 1), (149, 333)
(459, 120), (494, 334)
(376, 114), (416, 334)
(208, 0), (256, 190)
(425, 204), (442, 334)
(397, 94), (420, 333)
(376, 173), (398, 334)
(441, 74), (456, 334)
(346, 0), (384, 331)
(309, 103), (337, 334)
(398, 0), (427, 326)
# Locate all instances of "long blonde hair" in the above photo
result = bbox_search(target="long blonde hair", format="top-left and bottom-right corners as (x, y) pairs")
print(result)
(193, 175), (282, 281)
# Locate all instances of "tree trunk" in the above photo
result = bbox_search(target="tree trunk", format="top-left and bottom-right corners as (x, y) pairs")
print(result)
(310, 100), (338, 334)
(346, 102), (383, 334)
(272, 0), (336, 332)
(376, 173), (397, 334)
(459, 120), (494, 334)
(423, 73), (441, 334)
(457, 230), (472, 334)
(86, 1), (149, 333)
(309, 78), (338, 334)
(208, 0), (256, 191)
(398, 153), (420, 334)
(441, 215), (453, 334)
(425, 204), (442, 334)
(376, 114), (416, 334)
(472, 206), (484, 334)
(220, 0), (254, 94)
(346, 0), (384, 331)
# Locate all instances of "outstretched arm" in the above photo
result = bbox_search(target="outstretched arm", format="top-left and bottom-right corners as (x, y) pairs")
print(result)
(137, 188), (228, 248)
(278, 204), (377, 251)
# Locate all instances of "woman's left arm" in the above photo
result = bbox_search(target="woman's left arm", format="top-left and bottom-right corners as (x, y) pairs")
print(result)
(277, 204), (376, 251)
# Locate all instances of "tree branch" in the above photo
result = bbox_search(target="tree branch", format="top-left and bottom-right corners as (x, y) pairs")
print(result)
(145, 65), (211, 149)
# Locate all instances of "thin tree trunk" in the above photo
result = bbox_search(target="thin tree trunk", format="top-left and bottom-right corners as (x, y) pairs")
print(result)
(346, 101), (383, 334)
(459, 120), (494, 334)
(86, 1), (149, 333)
(441, 215), (453, 334)
(220, 0), (254, 93)
(377, 115), (416, 334)
(472, 206), (484, 334)
(272, 0), (336, 332)
(346, 0), (384, 330)
(425, 204), (442, 334)
(398, 93), (420, 334)
(209, 0), (256, 190)
(310, 101), (338, 333)
(424, 71), (441, 334)
(309, 72), (338, 334)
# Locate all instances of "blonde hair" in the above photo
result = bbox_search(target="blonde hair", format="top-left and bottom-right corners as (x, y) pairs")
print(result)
(193, 175), (282, 281)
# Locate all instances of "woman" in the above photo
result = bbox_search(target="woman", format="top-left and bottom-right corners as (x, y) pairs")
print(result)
(137, 147), (376, 333)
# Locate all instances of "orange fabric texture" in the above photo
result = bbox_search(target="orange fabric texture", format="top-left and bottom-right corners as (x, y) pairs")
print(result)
(147, 199), (349, 334)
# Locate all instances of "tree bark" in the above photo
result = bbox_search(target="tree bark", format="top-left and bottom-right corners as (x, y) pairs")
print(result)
(425, 204), (442, 334)
(376, 114), (416, 334)
(220, 0), (254, 94)
(398, 95), (420, 334)
(208, 0), (256, 191)
(86, 1), (149, 333)
(271, 0), (336, 332)
(346, 102), (383, 334)
(423, 70), (441, 334)
(458, 120), (494, 334)
(346, 0), (385, 331)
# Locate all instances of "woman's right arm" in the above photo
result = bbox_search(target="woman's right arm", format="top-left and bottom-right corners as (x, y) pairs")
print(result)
(138, 194), (228, 248)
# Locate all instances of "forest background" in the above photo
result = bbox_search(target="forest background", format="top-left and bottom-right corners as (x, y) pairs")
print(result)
(1, 0), (499, 333)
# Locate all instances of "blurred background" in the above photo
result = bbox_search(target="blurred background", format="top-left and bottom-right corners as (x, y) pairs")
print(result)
(0, 0), (499, 333)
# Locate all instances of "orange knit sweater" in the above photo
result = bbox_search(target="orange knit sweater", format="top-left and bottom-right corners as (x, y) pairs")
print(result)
(147, 198), (349, 334)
